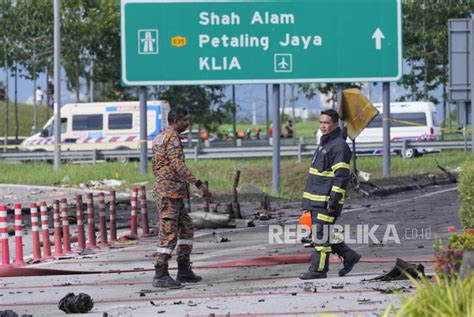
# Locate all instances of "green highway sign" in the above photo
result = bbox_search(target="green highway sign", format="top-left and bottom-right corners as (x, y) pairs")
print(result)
(121, 0), (402, 86)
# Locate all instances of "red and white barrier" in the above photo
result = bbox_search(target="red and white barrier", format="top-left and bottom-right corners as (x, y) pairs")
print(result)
(60, 199), (72, 254)
(75, 195), (86, 251)
(109, 191), (117, 242)
(0, 205), (11, 267)
(98, 192), (108, 247)
(30, 203), (42, 262)
(13, 204), (25, 266)
(130, 187), (138, 236)
(139, 185), (150, 236)
(52, 200), (63, 257)
(40, 202), (52, 259)
(86, 193), (97, 249)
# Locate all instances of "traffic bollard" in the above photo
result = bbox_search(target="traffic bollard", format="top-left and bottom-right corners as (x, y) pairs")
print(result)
(13, 204), (25, 266)
(30, 203), (42, 262)
(52, 200), (64, 257)
(40, 202), (52, 259)
(75, 195), (86, 251)
(139, 185), (149, 236)
(0, 205), (11, 267)
(60, 198), (72, 253)
(109, 191), (117, 242)
(130, 187), (138, 236)
(98, 192), (108, 247)
(86, 193), (97, 249)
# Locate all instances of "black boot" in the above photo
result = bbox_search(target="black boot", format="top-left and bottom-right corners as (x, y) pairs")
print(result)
(177, 259), (202, 283)
(332, 242), (361, 277)
(339, 251), (361, 277)
(339, 252), (361, 277)
(152, 264), (183, 289)
(299, 269), (327, 280)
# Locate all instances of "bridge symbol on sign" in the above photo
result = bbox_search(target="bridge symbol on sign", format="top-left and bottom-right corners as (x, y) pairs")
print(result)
(274, 54), (292, 73)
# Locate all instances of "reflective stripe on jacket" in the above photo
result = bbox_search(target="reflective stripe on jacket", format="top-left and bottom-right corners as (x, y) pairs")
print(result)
(302, 127), (351, 216)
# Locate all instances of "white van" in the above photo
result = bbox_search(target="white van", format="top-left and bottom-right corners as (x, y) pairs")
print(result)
(316, 101), (441, 157)
(356, 101), (441, 143)
(21, 100), (170, 151)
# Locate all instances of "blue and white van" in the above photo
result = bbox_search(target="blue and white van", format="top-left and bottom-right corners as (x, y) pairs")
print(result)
(21, 101), (170, 152)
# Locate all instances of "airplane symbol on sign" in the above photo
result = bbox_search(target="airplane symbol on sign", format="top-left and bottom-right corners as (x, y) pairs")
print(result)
(274, 54), (292, 73)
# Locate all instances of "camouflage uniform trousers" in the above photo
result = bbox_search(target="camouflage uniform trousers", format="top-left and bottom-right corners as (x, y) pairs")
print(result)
(155, 197), (194, 266)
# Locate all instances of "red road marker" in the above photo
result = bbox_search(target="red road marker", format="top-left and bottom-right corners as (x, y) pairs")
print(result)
(30, 203), (42, 262)
(39, 202), (52, 259)
(98, 192), (108, 247)
(0, 205), (11, 267)
(60, 199), (72, 254)
(139, 185), (149, 236)
(130, 187), (138, 236)
(13, 204), (25, 266)
(75, 195), (86, 251)
(86, 193), (97, 249)
(52, 200), (64, 257)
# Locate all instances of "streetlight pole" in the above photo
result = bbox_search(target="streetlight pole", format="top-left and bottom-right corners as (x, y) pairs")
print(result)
(53, 0), (61, 170)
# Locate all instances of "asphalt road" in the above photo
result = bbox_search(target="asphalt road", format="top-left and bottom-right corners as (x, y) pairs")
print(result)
(0, 181), (460, 316)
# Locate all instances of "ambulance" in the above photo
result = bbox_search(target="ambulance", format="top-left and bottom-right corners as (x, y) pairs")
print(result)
(316, 101), (441, 157)
(356, 101), (442, 157)
(20, 100), (170, 152)
(356, 101), (441, 143)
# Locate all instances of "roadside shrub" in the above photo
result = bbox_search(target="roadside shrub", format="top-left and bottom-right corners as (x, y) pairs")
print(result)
(383, 272), (474, 317)
(458, 159), (474, 229)
(433, 227), (474, 277)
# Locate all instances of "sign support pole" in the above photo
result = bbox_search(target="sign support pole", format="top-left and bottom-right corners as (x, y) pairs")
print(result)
(272, 84), (281, 194)
(53, 0), (61, 170)
(470, 16), (474, 154)
(139, 86), (147, 175)
(383, 82), (391, 177)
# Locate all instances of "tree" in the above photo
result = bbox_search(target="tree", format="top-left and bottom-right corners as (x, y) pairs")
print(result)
(0, 0), (16, 144)
(83, 0), (134, 101)
(13, 0), (53, 134)
(401, 0), (472, 106)
(154, 86), (228, 144)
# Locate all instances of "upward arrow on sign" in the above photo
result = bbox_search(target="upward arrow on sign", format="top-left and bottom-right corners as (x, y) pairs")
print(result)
(372, 28), (385, 50)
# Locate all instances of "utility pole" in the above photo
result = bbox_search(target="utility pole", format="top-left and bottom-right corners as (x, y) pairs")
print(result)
(3, 41), (8, 153)
(232, 85), (237, 146)
(53, 0), (61, 170)
(272, 84), (281, 194)
(383, 82), (391, 176)
(139, 87), (148, 175)
(265, 84), (270, 143)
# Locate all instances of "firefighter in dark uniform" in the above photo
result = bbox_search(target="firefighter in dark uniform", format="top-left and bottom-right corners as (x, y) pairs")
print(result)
(299, 109), (361, 279)
(151, 107), (209, 288)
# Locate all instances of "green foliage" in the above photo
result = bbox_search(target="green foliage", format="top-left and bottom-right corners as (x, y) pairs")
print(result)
(401, 1), (472, 104)
(0, 150), (470, 200)
(433, 227), (474, 277)
(154, 86), (228, 132)
(0, 101), (48, 136)
(383, 272), (474, 317)
(458, 159), (474, 229)
(219, 118), (319, 138)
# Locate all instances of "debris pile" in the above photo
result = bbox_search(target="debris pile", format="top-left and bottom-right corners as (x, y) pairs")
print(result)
(58, 292), (94, 314)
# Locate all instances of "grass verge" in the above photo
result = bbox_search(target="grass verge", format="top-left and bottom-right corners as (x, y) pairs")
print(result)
(0, 150), (469, 200)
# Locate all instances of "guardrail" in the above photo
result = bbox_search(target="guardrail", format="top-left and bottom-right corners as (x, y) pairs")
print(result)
(0, 140), (471, 163)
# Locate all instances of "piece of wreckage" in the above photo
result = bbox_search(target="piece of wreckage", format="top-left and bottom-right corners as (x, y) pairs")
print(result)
(190, 171), (255, 229)
(370, 258), (425, 281)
